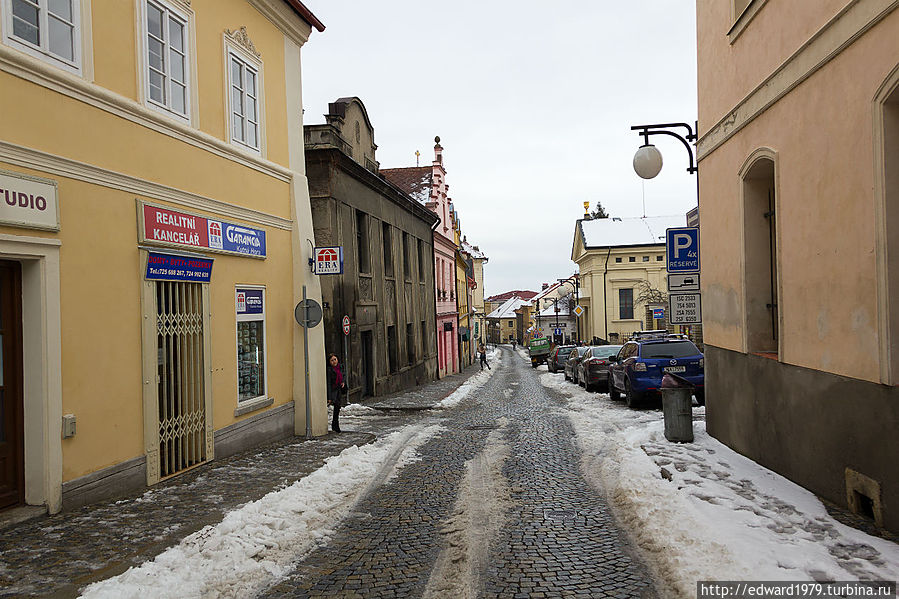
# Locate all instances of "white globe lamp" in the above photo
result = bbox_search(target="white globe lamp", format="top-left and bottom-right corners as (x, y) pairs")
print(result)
(633, 144), (663, 179)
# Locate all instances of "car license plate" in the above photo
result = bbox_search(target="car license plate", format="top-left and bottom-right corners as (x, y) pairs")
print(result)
(663, 366), (686, 373)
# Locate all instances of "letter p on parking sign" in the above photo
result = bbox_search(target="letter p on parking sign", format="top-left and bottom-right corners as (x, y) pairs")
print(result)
(666, 227), (700, 273)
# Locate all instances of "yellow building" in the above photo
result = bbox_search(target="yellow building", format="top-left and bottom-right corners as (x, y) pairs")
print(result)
(461, 239), (487, 344)
(0, 0), (326, 515)
(571, 216), (684, 343)
(697, 1), (899, 531)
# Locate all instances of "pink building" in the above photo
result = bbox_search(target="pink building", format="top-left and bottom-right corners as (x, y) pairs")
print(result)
(382, 138), (459, 377)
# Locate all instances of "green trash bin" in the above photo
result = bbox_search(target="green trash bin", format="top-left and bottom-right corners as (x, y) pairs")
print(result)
(660, 373), (693, 443)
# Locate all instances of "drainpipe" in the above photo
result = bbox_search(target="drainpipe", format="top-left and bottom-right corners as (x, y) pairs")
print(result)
(602, 246), (612, 342)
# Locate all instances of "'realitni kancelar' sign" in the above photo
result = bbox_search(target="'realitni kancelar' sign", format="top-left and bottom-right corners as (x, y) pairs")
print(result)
(139, 202), (266, 258)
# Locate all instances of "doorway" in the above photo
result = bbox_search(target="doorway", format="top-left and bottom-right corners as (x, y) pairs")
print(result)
(360, 330), (374, 397)
(0, 261), (23, 510)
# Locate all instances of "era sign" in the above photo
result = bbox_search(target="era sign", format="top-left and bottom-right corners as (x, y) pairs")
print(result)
(314, 246), (343, 275)
(666, 227), (700, 273)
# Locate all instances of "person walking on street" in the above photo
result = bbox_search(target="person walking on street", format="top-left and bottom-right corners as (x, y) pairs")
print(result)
(326, 353), (346, 433)
(479, 343), (490, 370)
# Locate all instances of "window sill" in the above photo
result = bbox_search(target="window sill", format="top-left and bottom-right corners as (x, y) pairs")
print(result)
(727, 0), (769, 44)
(234, 396), (274, 417)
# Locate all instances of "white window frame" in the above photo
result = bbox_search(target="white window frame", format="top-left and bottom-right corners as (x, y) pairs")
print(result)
(224, 33), (264, 154)
(2, 0), (83, 74)
(138, 0), (193, 122)
(235, 285), (268, 407)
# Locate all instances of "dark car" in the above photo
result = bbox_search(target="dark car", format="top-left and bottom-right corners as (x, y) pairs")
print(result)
(608, 332), (704, 408)
(564, 346), (590, 383)
(576, 345), (623, 392)
(548, 345), (576, 373)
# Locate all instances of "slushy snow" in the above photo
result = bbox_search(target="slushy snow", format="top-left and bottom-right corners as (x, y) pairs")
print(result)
(540, 371), (899, 597)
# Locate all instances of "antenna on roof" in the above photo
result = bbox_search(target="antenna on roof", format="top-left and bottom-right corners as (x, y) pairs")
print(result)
(415, 150), (420, 167)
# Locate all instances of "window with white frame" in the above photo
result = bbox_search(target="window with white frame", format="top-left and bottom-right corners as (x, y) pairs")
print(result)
(236, 288), (266, 402)
(228, 51), (260, 150)
(4, 0), (80, 70)
(143, 0), (189, 118)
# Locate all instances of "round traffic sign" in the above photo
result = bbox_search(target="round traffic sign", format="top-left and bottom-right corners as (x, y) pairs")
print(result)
(342, 315), (350, 335)
(294, 299), (323, 328)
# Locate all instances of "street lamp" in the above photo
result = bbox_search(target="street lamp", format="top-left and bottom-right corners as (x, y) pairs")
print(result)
(631, 122), (699, 202)
(557, 275), (579, 343)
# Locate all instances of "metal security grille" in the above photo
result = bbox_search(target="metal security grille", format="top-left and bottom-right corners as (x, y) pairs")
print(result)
(156, 281), (206, 478)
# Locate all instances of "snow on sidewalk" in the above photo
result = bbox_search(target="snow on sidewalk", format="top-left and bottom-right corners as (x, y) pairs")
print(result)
(79, 423), (443, 599)
(540, 372), (899, 597)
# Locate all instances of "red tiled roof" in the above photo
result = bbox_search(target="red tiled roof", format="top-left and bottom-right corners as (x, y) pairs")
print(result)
(485, 290), (537, 302)
(381, 167), (433, 204)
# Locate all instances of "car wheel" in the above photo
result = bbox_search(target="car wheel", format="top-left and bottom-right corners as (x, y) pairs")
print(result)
(694, 390), (705, 406)
(585, 379), (594, 392)
(625, 379), (641, 409)
(609, 381), (621, 401)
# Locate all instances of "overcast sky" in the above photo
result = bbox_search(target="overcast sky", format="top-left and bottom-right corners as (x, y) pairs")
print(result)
(301, 1), (698, 298)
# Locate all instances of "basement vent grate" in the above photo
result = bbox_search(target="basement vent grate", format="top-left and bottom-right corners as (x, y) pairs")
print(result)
(544, 509), (576, 521)
(465, 424), (499, 430)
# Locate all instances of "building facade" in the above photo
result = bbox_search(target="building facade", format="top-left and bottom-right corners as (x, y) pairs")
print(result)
(698, 0), (899, 531)
(572, 216), (685, 344)
(382, 139), (459, 378)
(0, 0), (326, 514)
(304, 98), (439, 400)
(462, 239), (488, 345)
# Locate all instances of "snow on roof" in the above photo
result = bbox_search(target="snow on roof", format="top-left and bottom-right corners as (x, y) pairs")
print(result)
(580, 215), (686, 248)
(487, 296), (529, 319)
(381, 167), (433, 204)
(461, 240), (487, 260)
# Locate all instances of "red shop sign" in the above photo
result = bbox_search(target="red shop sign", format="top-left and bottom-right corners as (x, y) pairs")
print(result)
(142, 204), (209, 249)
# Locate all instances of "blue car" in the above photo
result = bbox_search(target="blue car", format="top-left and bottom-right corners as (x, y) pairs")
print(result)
(608, 331), (704, 408)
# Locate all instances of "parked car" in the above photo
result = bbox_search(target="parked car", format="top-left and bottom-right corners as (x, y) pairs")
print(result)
(608, 331), (704, 408)
(576, 345), (623, 392)
(548, 345), (576, 373)
(564, 346), (590, 383)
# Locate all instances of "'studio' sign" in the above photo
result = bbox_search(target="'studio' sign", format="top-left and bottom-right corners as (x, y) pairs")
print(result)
(0, 170), (60, 231)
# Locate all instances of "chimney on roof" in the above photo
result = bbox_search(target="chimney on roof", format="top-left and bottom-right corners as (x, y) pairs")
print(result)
(434, 136), (443, 165)
(542, 283), (549, 290)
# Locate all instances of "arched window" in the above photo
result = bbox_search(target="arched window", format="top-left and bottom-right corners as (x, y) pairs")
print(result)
(740, 153), (778, 355)
(875, 68), (899, 384)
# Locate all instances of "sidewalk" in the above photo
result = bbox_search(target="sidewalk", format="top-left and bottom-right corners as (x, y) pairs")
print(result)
(0, 363), (484, 599)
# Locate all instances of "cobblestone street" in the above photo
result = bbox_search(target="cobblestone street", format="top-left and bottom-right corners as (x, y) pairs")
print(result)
(263, 348), (656, 598)
(0, 349), (658, 598)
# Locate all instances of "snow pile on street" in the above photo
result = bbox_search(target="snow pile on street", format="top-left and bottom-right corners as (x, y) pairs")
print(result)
(540, 372), (899, 597)
(434, 348), (501, 409)
(339, 402), (377, 416)
(80, 423), (441, 599)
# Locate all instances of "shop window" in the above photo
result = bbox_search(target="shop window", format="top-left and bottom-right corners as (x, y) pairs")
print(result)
(3, 0), (81, 72)
(236, 288), (266, 402)
(141, 0), (191, 120)
(356, 210), (370, 273)
(619, 288), (634, 320)
(741, 155), (778, 353)
(227, 49), (261, 151)
(382, 222), (393, 278)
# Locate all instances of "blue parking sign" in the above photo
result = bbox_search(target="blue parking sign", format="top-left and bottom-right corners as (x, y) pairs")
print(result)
(666, 227), (700, 273)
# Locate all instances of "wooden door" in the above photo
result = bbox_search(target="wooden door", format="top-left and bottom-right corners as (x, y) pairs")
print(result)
(0, 261), (23, 510)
